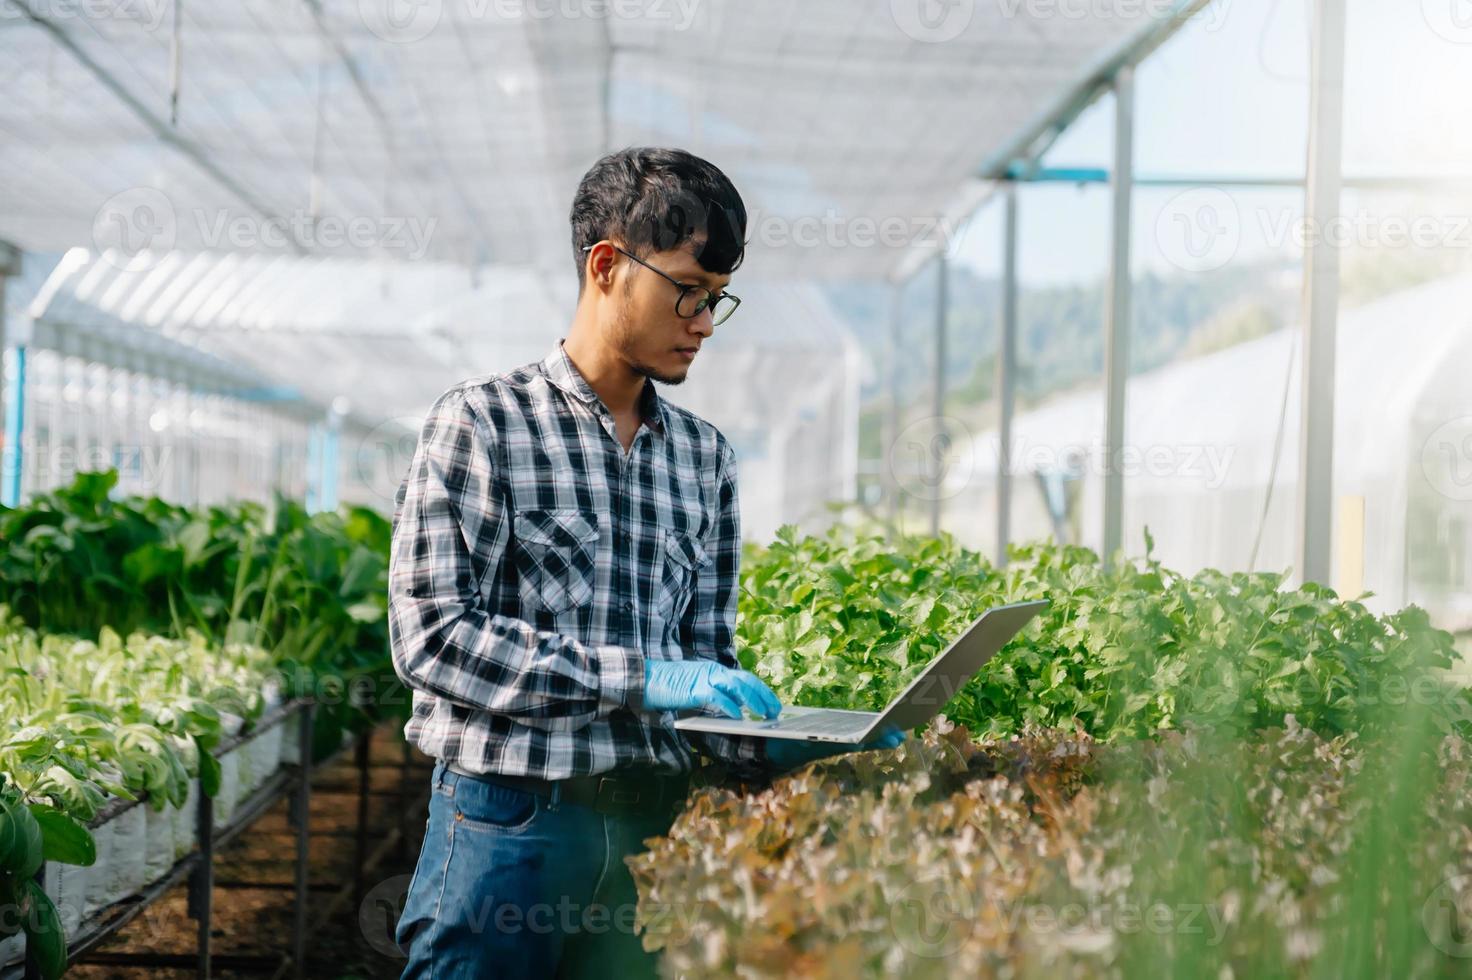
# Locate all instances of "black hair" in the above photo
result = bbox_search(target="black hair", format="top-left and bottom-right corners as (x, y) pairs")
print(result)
(569, 146), (747, 291)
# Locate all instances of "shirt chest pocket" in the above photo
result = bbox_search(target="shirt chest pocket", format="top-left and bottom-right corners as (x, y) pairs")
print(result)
(511, 509), (599, 617)
(658, 529), (713, 629)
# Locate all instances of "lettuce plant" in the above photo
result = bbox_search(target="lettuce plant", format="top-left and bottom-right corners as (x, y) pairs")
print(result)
(737, 525), (1472, 741)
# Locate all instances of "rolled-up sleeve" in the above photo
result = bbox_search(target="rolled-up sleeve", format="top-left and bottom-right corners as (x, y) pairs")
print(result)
(388, 388), (645, 731)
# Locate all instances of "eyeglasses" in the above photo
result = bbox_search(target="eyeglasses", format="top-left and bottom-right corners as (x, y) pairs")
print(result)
(582, 243), (741, 325)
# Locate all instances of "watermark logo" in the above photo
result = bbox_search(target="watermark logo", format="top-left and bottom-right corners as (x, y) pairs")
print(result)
(889, 415), (975, 503)
(1154, 188), (1241, 273)
(1422, 0), (1472, 44)
(891, 0), (974, 42)
(360, 873), (414, 957)
(992, 0), (1232, 31)
(1154, 192), (1472, 273)
(359, 0), (442, 42)
(359, 0), (702, 40)
(0, 0), (170, 31)
(1421, 416), (1472, 502)
(1423, 874), (1472, 957)
(1005, 438), (1236, 489)
(194, 208), (438, 259)
(93, 187), (176, 272)
(352, 416), (422, 505)
(495, 0), (702, 29)
(91, 189), (440, 263)
(887, 427), (1237, 500)
(3, 441), (175, 494)
(369, 886), (697, 946)
(746, 207), (962, 252)
(890, 874), (976, 957)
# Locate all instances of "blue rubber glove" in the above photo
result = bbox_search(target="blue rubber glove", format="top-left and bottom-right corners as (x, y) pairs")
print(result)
(642, 660), (782, 720)
(766, 726), (907, 772)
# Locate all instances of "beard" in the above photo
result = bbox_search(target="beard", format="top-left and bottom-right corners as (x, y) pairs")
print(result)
(613, 304), (689, 386)
(631, 360), (687, 386)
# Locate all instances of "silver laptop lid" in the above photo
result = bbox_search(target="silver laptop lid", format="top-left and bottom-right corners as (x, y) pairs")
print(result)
(866, 599), (1048, 736)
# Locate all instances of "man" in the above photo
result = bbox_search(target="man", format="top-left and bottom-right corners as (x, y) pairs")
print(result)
(388, 147), (902, 979)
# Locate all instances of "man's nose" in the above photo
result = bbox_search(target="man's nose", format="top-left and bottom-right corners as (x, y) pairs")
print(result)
(687, 312), (715, 337)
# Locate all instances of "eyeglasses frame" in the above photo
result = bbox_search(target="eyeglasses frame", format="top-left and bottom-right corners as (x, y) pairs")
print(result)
(580, 242), (741, 325)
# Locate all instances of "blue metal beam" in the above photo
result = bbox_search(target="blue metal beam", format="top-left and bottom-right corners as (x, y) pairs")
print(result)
(1008, 165), (1110, 183)
(232, 385), (307, 403)
(3, 345), (26, 507)
(1011, 169), (1472, 190)
(305, 424), (322, 513)
(320, 422), (340, 513)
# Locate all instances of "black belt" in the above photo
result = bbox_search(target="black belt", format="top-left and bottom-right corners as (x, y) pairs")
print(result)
(445, 763), (689, 818)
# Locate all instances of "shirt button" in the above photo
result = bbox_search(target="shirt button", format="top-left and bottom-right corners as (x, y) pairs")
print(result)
(623, 600), (634, 611)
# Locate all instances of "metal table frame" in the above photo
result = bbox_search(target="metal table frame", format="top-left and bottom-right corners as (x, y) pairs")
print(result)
(7, 700), (426, 979)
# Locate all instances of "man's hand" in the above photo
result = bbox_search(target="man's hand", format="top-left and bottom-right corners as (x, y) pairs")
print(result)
(766, 726), (907, 772)
(642, 660), (782, 720)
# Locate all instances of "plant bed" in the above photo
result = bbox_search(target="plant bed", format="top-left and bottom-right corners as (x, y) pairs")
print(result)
(629, 526), (1472, 978)
(61, 724), (434, 980)
(632, 719), (1472, 978)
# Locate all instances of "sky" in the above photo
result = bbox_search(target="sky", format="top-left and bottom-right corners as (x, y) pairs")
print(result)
(948, 0), (1472, 287)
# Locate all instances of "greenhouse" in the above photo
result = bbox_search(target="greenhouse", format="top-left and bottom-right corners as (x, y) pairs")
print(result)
(2, 1), (1470, 978)
(953, 275), (1472, 628)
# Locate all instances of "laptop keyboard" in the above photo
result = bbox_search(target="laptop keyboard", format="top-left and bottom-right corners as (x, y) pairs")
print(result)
(763, 711), (869, 737)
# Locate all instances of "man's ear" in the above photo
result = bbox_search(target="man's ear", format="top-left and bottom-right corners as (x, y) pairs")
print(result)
(585, 242), (619, 292)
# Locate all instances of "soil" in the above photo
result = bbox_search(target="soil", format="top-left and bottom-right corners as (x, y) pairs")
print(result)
(65, 721), (434, 980)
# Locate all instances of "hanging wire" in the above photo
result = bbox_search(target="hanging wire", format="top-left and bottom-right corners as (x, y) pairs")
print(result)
(169, 0), (184, 126)
(1248, 331), (1299, 571)
(309, 43), (327, 230)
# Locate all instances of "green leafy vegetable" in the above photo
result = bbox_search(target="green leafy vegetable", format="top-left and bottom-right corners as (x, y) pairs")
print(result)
(738, 525), (1470, 741)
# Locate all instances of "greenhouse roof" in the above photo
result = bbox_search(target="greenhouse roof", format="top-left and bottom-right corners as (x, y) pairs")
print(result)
(22, 245), (863, 431)
(1, 0), (1204, 281)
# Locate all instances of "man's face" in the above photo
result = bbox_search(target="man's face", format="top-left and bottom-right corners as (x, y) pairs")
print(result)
(605, 240), (729, 386)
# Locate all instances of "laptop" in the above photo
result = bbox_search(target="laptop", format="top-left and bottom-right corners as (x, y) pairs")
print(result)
(673, 599), (1048, 743)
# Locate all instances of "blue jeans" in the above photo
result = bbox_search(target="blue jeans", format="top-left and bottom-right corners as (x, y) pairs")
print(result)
(397, 761), (677, 979)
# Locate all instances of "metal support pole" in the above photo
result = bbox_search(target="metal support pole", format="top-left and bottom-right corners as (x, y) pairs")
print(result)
(929, 254), (948, 538)
(305, 423), (321, 513)
(45, 352), (62, 497)
(321, 415), (341, 512)
(883, 283), (902, 534)
(164, 369), (181, 502)
(0, 272), (7, 484)
(183, 368), (200, 505)
(1297, 0), (1347, 588)
(0, 242), (18, 470)
(169, 0), (184, 126)
(188, 776), (215, 979)
(353, 730), (372, 909)
(1102, 66), (1136, 567)
(73, 349), (91, 476)
(997, 185), (1019, 566)
(291, 703), (314, 980)
(87, 356), (103, 475)
(3, 345), (25, 507)
(134, 367), (147, 496)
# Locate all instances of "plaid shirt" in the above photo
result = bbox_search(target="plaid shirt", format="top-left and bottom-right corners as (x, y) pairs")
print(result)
(388, 338), (771, 781)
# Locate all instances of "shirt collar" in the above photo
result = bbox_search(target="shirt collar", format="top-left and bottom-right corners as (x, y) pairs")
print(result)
(542, 338), (666, 435)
